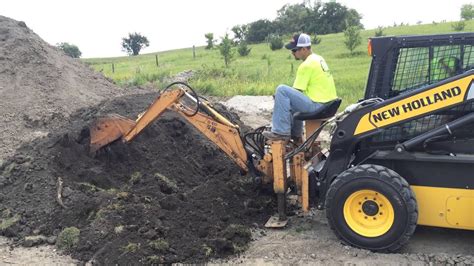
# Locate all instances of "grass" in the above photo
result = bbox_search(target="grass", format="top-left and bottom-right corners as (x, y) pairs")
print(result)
(0, 215), (20, 230)
(148, 239), (169, 252)
(83, 21), (474, 109)
(122, 242), (140, 254)
(56, 227), (80, 251)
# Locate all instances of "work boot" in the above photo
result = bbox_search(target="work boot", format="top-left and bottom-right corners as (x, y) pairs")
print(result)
(291, 135), (303, 145)
(262, 131), (290, 141)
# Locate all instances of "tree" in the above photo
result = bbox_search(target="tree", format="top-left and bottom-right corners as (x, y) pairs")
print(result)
(56, 42), (81, 58)
(452, 20), (466, 31)
(246, 19), (275, 43)
(204, 33), (215, 49)
(304, 1), (323, 34)
(274, 3), (310, 34)
(231, 25), (249, 43)
(219, 33), (234, 68)
(344, 26), (362, 55)
(237, 41), (251, 56)
(461, 4), (474, 20)
(121, 32), (149, 56)
(346, 8), (364, 29)
(240, 1), (362, 44)
(318, 2), (352, 34)
(267, 34), (284, 51)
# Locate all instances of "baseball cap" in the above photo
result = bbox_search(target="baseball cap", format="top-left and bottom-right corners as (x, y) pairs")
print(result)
(285, 33), (311, 50)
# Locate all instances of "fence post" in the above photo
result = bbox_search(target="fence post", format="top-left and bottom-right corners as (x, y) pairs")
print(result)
(112, 63), (115, 73)
(193, 45), (196, 59)
(155, 54), (159, 67)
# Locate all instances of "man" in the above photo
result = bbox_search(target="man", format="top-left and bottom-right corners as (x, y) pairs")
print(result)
(262, 33), (338, 141)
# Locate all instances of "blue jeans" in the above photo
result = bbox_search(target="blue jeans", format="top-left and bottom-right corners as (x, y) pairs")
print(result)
(271, 84), (323, 137)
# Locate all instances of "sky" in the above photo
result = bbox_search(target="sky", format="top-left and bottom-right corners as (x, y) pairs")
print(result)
(2, 0), (470, 58)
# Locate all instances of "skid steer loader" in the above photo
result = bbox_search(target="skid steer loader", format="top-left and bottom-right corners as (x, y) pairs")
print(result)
(89, 32), (474, 252)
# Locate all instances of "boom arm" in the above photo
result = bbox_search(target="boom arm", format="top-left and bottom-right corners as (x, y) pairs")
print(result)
(90, 88), (249, 172)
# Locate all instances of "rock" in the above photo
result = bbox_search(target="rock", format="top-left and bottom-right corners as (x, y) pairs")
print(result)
(14, 155), (28, 164)
(143, 229), (157, 239)
(213, 238), (234, 254)
(17, 21), (27, 28)
(0, 175), (6, 187)
(155, 173), (178, 194)
(47, 236), (57, 245)
(23, 235), (47, 247)
(23, 182), (33, 192)
(3, 163), (16, 176)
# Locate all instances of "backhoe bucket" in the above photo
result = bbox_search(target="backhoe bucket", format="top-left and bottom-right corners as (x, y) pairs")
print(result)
(89, 114), (136, 153)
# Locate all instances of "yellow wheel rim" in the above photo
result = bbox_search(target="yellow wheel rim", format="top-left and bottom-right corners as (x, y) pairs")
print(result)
(343, 189), (395, 237)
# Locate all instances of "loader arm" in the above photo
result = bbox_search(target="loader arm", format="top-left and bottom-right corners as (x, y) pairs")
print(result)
(90, 88), (249, 172)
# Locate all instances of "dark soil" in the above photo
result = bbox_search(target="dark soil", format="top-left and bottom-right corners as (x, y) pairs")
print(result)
(0, 92), (274, 264)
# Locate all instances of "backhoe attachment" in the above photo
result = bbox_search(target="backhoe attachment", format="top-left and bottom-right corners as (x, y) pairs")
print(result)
(89, 85), (249, 172)
(90, 88), (184, 153)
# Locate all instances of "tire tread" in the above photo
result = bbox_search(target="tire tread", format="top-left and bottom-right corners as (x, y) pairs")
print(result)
(325, 164), (418, 252)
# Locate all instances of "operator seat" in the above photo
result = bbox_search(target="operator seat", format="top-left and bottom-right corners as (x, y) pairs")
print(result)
(293, 98), (341, 140)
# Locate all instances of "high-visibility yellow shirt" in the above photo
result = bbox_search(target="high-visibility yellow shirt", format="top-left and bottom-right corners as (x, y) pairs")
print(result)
(293, 53), (337, 103)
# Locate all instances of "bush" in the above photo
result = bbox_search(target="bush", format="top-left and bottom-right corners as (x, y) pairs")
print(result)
(56, 42), (81, 58)
(219, 33), (234, 68)
(204, 33), (214, 50)
(56, 227), (80, 251)
(452, 21), (466, 31)
(267, 34), (284, 51)
(344, 26), (362, 55)
(237, 41), (251, 56)
(374, 26), (385, 37)
(312, 35), (322, 45)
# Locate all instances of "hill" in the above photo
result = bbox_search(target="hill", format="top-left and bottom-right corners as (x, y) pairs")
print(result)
(84, 21), (474, 108)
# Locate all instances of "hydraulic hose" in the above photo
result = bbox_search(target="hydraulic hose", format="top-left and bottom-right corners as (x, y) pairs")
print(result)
(163, 81), (200, 117)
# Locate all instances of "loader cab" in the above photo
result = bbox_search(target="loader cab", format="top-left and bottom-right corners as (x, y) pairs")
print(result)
(320, 34), (474, 182)
(356, 33), (474, 155)
(365, 33), (474, 100)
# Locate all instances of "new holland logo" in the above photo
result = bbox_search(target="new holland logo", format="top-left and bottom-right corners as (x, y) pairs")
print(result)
(353, 74), (473, 136)
(372, 87), (462, 123)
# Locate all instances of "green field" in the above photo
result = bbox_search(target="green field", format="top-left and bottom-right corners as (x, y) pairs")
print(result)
(84, 21), (474, 108)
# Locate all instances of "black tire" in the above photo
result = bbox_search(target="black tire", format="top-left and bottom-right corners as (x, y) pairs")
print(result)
(325, 164), (418, 252)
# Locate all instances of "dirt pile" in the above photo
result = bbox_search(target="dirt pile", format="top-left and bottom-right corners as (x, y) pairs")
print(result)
(0, 15), (273, 264)
(1, 93), (273, 264)
(0, 15), (124, 160)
